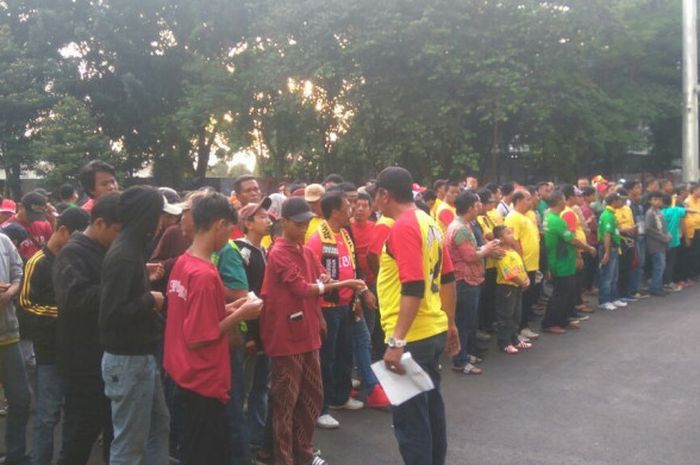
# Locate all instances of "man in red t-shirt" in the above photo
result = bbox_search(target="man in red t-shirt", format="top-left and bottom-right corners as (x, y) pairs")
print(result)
(78, 160), (119, 213)
(164, 193), (262, 465)
(6, 192), (54, 261)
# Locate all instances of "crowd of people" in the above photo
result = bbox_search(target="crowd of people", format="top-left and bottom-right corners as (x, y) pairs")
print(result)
(0, 160), (696, 465)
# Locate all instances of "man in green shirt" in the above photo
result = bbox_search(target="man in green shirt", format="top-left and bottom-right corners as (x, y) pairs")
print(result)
(542, 191), (596, 334)
(597, 193), (626, 311)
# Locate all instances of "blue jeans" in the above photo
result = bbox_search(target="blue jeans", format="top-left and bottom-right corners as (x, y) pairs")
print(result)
(452, 282), (481, 368)
(0, 342), (30, 464)
(32, 364), (64, 465)
(320, 305), (353, 412)
(649, 252), (666, 293)
(392, 333), (447, 465)
(352, 315), (378, 397)
(629, 237), (646, 294)
(102, 353), (170, 465)
(243, 351), (270, 447)
(227, 347), (251, 465)
(598, 247), (620, 305)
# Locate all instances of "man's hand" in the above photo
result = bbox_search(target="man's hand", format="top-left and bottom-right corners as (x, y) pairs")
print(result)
(353, 299), (364, 322)
(245, 340), (257, 355)
(319, 273), (331, 284)
(361, 289), (377, 311)
(146, 262), (165, 282)
(151, 291), (165, 312)
(226, 298), (262, 321)
(446, 324), (461, 357)
(601, 252), (610, 266)
(587, 245), (597, 257)
(383, 346), (406, 375)
(343, 279), (367, 290)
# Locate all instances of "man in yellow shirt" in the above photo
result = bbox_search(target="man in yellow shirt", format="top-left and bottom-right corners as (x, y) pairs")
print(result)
(435, 181), (460, 233)
(614, 189), (639, 301)
(505, 190), (540, 341)
(684, 183), (700, 280)
(303, 184), (325, 243)
(430, 179), (447, 219)
(374, 166), (458, 465)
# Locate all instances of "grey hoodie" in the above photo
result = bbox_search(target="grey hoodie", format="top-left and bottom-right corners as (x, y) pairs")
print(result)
(645, 207), (670, 255)
(0, 233), (25, 344)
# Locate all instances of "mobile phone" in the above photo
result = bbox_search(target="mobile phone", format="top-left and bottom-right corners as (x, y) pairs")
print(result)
(289, 311), (304, 321)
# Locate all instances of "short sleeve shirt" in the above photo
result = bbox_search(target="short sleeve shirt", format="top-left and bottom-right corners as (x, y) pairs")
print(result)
(544, 211), (576, 277)
(505, 210), (540, 272)
(213, 241), (249, 291)
(662, 206), (686, 248)
(164, 252), (230, 402)
(496, 249), (527, 286)
(598, 207), (621, 245)
(377, 208), (454, 343)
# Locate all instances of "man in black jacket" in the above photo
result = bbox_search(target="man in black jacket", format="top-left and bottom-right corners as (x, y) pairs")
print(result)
(20, 207), (89, 465)
(53, 192), (121, 465)
(99, 186), (168, 465)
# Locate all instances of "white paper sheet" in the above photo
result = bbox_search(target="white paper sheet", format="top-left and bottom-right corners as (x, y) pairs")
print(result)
(371, 352), (435, 406)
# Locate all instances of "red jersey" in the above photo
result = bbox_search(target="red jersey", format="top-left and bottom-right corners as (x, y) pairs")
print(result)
(307, 228), (355, 306)
(350, 220), (376, 284)
(6, 216), (53, 260)
(164, 251), (230, 402)
(81, 198), (95, 213)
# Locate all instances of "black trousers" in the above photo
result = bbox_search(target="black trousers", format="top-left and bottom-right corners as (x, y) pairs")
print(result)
(495, 284), (522, 349)
(582, 251), (598, 290)
(542, 275), (576, 329)
(665, 247), (679, 285)
(176, 386), (231, 465)
(479, 268), (497, 330)
(58, 374), (113, 465)
(520, 271), (538, 330)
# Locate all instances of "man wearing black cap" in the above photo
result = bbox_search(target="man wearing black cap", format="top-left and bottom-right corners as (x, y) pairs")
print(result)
(99, 186), (169, 465)
(260, 197), (364, 465)
(19, 208), (90, 465)
(373, 166), (459, 465)
(5, 193), (54, 261)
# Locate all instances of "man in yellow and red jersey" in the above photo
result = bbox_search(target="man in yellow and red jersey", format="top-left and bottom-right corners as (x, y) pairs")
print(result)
(374, 166), (459, 465)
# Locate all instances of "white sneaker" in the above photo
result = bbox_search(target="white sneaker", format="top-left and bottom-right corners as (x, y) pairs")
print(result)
(316, 414), (340, 429)
(599, 303), (617, 311)
(520, 328), (540, 339)
(612, 300), (628, 307)
(329, 398), (364, 411)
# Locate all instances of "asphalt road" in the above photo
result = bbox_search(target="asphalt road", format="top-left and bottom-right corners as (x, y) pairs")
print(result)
(3, 287), (700, 465)
(316, 288), (700, 465)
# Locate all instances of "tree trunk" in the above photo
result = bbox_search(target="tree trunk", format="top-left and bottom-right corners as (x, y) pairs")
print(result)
(490, 98), (502, 183)
(6, 164), (22, 199)
(194, 126), (215, 180)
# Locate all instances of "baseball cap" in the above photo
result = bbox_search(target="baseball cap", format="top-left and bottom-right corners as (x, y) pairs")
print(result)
(21, 192), (48, 222)
(0, 199), (16, 214)
(304, 184), (325, 202)
(162, 196), (183, 216)
(56, 207), (90, 233)
(238, 197), (272, 225)
(33, 188), (52, 198)
(281, 197), (314, 223)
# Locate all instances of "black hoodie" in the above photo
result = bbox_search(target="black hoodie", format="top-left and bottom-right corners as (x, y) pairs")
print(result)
(53, 232), (107, 377)
(99, 186), (164, 355)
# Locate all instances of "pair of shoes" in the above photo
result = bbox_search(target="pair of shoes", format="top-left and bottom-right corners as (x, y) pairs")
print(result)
(476, 330), (491, 342)
(329, 398), (363, 411)
(520, 328), (540, 339)
(599, 302), (616, 311)
(664, 284), (682, 292)
(632, 291), (650, 299)
(365, 385), (390, 408)
(312, 455), (330, 465)
(612, 300), (628, 307)
(316, 414), (340, 429)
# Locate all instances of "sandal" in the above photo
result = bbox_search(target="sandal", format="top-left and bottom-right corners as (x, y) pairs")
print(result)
(461, 363), (483, 375)
(516, 341), (532, 350)
(503, 344), (519, 354)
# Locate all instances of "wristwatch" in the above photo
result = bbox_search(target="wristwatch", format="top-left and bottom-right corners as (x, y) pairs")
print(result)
(387, 336), (407, 348)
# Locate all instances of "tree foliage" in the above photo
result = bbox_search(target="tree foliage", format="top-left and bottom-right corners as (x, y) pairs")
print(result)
(0, 0), (688, 192)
